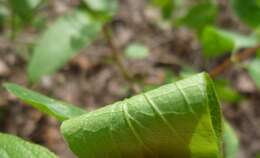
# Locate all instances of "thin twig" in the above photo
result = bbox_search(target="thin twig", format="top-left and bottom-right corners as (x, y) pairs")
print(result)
(209, 46), (260, 78)
(102, 25), (141, 93)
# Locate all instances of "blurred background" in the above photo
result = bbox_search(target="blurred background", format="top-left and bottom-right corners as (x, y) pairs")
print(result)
(0, 0), (260, 157)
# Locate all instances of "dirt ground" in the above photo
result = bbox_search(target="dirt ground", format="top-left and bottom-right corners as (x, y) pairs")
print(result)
(0, 0), (259, 157)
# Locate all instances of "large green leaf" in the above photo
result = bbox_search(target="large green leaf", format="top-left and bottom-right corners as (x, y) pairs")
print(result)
(201, 26), (258, 58)
(61, 72), (223, 158)
(4, 83), (86, 121)
(0, 133), (58, 158)
(230, 0), (260, 27)
(248, 59), (260, 88)
(9, 0), (42, 21)
(28, 9), (103, 82)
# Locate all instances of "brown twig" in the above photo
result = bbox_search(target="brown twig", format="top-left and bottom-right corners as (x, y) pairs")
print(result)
(102, 25), (141, 93)
(209, 46), (260, 78)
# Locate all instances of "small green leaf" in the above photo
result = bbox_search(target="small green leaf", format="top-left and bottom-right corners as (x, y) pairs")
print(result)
(215, 80), (242, 103)
(61, 73), (223, 158)
(0, 133), (58, 158)
(223, 121), (239, 158)
(230, 0), (260, 27)
(248, 59), (260, 88)
(176, 1), (218, 30)
(201, 26), (258, 58)
(9, 0), (42, 22)
(151, 0), (175, 19)
(124, 43), (149, 59)
(82, 0), (118, 18)
(4, 83), (86, 121)
(28, 9), (103, 82)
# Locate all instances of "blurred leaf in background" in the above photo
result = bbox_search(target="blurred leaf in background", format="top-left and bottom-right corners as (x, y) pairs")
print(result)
(0, 4), (8, 28)
(223, 121), (239, 158)
(247, 59), (260, 88)
(28, 10), (103, 82)
(124, 43), (150, 59)
(9, 0), (42, 22)
(176, 1), (218, 31)
(201, 26), (258, 58)
(230, 0), (260, 27)
(215, 79), (242, 104)
(151, 0), (175, 19)
(82, 0), (118, 20)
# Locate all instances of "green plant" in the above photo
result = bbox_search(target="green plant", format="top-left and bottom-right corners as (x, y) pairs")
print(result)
(2, 72), (233, 158)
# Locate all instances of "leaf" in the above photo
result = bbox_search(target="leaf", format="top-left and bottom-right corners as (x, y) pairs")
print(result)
(201, 26), (258, 58)
(176, 1), (218, 30)
(124, 43), (150, 59)
(4, 83), (86, 121)
(9, 0), (42, 21)
(247, 59), (260, 88)
(230, 0), (260, 27)
(0, 133), (58, 158)
(28, 9), (103, 82)
(151, 0), (175, 19)
(61, 72), (223, 158)
(215, 80), (242, 103)
(82, 0), (118, 19)
(223, 121), (239, 158)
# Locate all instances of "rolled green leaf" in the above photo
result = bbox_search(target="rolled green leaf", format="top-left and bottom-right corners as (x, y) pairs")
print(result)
(0, 133), (58, 158)
(61, 72), (223, 158)
(4, 83), (86, 121)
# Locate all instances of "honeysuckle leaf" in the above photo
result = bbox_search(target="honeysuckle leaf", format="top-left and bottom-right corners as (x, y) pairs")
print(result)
(176, 1), (218, 30)
(201, 26), (258, 58)
(61, 72), (223, 158)
(247, 59), (260, 88)
(4, 83), (86, 121)
(82, 0), (118, 20)
(223, 121), (239, 158)
(124, 43), (150, 60)
(230, 0), (260, 27)
(0, 133), (58, 158)
(9, 0), (42, 22)
(28, 9), (103, 82)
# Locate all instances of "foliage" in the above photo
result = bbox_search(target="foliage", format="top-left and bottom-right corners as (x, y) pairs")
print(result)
(0, 133), (58, 158)
(124, 43), (150, 59)
(27, 10), (103, 82)
(4, 73), (226, 158)
(4, 83), (85, 121)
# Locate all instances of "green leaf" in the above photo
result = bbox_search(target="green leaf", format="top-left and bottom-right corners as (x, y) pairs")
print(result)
(124, 43), (149, 59)
(176, 1), (218, 30)
(4, 83), (86, 121)
(201, 26), (258, 58)
(61, 72), (223, 158)
(9, 0), (42, 21)
(151, 0), (175, 19)
(82, 0), (118, 18)
(248, 59), (260, 88)
(223, 121), (239, 158)
(28, 9), (103, 82)
(230, 0), (260, 27)
(0, 133), (58, 158)
(215, 80), (242, 103)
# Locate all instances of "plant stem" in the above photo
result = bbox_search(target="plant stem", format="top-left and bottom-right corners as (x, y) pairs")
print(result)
(209, 46), (260, 78)
(102, 25), (141, 93)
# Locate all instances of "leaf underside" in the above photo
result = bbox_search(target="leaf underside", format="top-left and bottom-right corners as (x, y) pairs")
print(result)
(61, 72), (223, 158)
